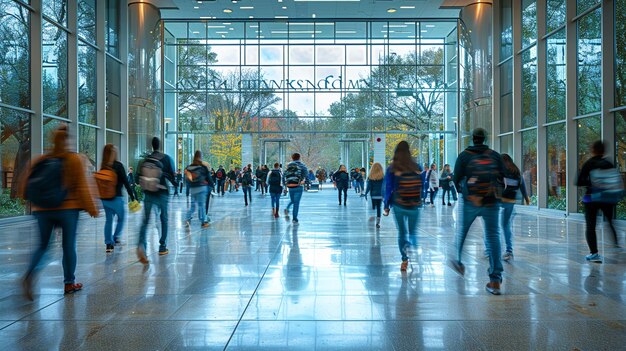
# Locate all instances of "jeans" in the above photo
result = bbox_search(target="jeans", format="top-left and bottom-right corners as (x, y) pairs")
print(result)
(28, 209), (80, 284)
(102, 196), (126, 245)
(456, 200), (503, 283)
(392, 205), (420, 261)
(138, 192), (169, 251)
(584, 202), (618, 253)
(500, 202), (515, 253)
(186, 188), (207, 224)
(287, 186), (304, 220)
(242, 185), (252, 205)
(338, 187), (347, 204)
(205, 187), (212, 216)
(217, 180), (225, 195)
(372, 199), (382, 218)
(429, 187), (439, 204)
(271, 192), (281, 210)
(441, 188), (452, 203)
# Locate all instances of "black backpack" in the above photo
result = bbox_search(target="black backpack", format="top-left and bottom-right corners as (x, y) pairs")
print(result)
(186, 165), (207, 184)
(242, 171), (253, 186)
(465, 149), (500, 206)
(268, 170), (282, 186)
(393, 171), (423, 207)
(284, 163), (302, 186)
(26, 157), (68, 208)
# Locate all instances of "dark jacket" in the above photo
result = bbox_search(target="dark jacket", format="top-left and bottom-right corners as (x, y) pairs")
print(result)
(452, 144), (505, 203)
(102, 161), (135, 201)
(364, 178), (384, 199)
(501, 169), (529, 201)
(267, 169), (283, 194)
(284, 160), (308, 187)
(576, 156), (614, 196)
(439, 170), (453, 191)
(185, 164), (211, 188)
(383, 164), (424, 209)
(334, 170), (350, 189)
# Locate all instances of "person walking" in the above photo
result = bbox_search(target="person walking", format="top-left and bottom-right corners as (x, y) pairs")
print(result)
(255, 166), (263, 192)
(137, 137), (176, 263)
(215, 165), (226, 196)
(184, 151), (211, 229)
(500, 154), (531, 262)
(97, 144), (136, 253)
(450, 128), (505, 295)
(241, 164), (254, 206)
(267, 163), (284, 218)
(228, 167), (237, 192)
(439, 164), (454, 206)
(283, 153), (308, 224)
(259, 165), (269, 195)
(364, 162), (385, 228)
(576, 140), (621, 263)
(174, 169), (183, 196)
(421, 162), (430, 204)
(127, 167), (138, 201)
(333, 164), (350, 206)
(427, 163), (439, 207)
(204, 164), (215, 219)
(21, 126), (100, 299)
(383, 141), (423, 272)
(316, 167), (327, 190)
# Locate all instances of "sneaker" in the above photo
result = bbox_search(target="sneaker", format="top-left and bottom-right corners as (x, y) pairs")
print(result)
(106, 244), (114, 253)
(274, 212), (279, 218)
(159, 247), (169, 255)
(376, 224), (381, 228)
(449, 260), (465, 276)
(292, 219), (299, 224)
(184, 220), (191, 228)
(447, 203), (452, 206)
(136, 247), (149, 265)
(485, 281), (501, 295)
(201, 222), (209, 228)
(64, 283), (83, 295)
(585, 253), (603, 263)
(503, 251), (514, 262)
(400, 260), (409, 271)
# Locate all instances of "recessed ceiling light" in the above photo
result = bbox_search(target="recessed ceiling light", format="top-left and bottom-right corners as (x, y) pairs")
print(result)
(223, 22), (231, 25)
(192, 31), (200, 34)
(223, 8), (233, 13)
(400, 6), (415, 9)
(275, 15), (288, 19)
(387, 8), (396, 13)
(312, 13), (316, 18)
(231, 0), (238, 3)
(240, 6), (254, 9)
(425, 24), (435, 28)
(421, 30), (428, 33)
(282, 6), (287, 9)
(249, 15), (254, 18)
(194, 6), (199, 9)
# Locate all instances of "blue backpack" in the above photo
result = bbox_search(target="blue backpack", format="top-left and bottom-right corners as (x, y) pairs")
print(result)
(26, 157), (68, 208)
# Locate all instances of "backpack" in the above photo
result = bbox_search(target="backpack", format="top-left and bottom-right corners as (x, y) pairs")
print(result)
(139, 156), (164, 193)
(268, 170), (282, 187)
(94, 167), (118, 199)
(284, 163), (303, 187)
(242, 171), (253, 186)
(216, 169), (224, 179)
(590, 168), (625, 203)
(393, 171), (423, 207)
(465, 150), (500, 206)
(186, 165), (207, 184)
(25, 157), (68, 208)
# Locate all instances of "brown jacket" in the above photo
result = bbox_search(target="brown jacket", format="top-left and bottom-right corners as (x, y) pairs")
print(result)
(22, 152), (100, 216)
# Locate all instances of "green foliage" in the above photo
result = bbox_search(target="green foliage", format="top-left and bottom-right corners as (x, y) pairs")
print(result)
(0, 189), (26, 217)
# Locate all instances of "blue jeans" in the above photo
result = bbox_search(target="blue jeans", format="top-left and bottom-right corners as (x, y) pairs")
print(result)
(242, 185), (252, 205)
(28, 209), (80, 284)
(138, 192), (169, 251)
(102, 196), (125, 245)
(500, 202), (515, 253)
(186, 188), (207, 224)
(287, 186), (304, 220)
(392, 205), (420, 261)
(456, 200), (503, 283)
(271, 192), (281, 210)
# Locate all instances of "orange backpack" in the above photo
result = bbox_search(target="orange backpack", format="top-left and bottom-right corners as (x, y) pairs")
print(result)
(94, 168), (118, 199)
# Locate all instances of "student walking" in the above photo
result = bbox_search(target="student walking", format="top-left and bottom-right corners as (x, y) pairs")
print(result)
(127, 167), (138, 201)
(500, 154), (531, 262)
(427, 163), (439, 207)
(450, 128), (505, 295)
(96, 144), (136, 253)
(21, 126), (100, 299)
(241, 165), (254, 206)
(283, 153), (308, 224)
(333, 165), (350, 206)
(364, 162), (385, 228)
(267, 163), (284, 218)
(576, 140), (621, 263)
(439, 164), (454, 206)
(383, 141), (423, 272)
(137, 137), (176, 263)
(184, 151), (211, 229)
(215, 166), (226, 196)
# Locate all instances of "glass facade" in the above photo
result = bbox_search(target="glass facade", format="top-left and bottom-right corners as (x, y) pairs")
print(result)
(163, 20), (459, 169)
(577, 8), (602, 116)
(521, 129), (537, 205)
(546, 0), (566, 33)
(616, 0), (626, 108)
(521, 46), (537, 128)
(521, 0), (537, 48)
(546, 30), (566, 123)
(547, 123), (566, 210)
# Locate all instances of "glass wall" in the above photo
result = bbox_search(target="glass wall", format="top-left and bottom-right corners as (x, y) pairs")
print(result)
(521, 129), (537, 205)
(577, 116), (601, 212)
(163, 20), (459, 169)
(616, 0), (626, 108)
(547, 123), (566, 210)
(577, 8), (601, 116)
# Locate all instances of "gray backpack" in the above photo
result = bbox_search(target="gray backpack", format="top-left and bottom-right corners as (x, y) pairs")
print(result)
(139, 156), (164, 193)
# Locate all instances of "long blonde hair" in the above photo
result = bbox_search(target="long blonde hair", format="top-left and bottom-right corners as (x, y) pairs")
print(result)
(368, 162), (384, 180)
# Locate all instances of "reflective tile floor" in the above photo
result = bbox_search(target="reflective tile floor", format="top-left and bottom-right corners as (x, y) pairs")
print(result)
(1, 188), (626, 350)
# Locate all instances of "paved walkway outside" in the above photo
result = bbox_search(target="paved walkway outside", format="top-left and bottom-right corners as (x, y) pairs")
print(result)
(1, 186), (625, 350)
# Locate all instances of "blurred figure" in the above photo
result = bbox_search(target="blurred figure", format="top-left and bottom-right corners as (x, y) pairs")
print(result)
(21, 126), (100, 300)
(174, 169), (183, 196)
(215, 165), (226, 196)
(439, 164), (454, 206)
(499, 154), (531, 262)
(427, 163), (439, 207)
(333, 164), (350, 206)
(184, 150), (210, 228)
(267, 162), (284, 218)
(283, 153), (308, 224)
(364, 162), (385, 228)
(241, 164), (254, 206)
(127, 167), (138, 201)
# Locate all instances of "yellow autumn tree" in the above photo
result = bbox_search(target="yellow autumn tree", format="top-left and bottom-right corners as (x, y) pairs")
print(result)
(206, 110), (242, 168)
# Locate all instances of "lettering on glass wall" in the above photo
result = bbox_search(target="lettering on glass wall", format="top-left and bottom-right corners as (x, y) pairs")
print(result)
(176, 75), (372, 91)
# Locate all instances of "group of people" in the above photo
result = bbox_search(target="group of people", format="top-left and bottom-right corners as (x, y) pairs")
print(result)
(18, 125), (622, 300)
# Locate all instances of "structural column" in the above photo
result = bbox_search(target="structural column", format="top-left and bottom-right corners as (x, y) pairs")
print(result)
(241, 134), (253, 168)
(128, 2), (161, 164)
(373, 134), (386, 167)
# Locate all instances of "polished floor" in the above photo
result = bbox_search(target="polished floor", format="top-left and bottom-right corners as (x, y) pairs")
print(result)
(1, 186), (626, 350)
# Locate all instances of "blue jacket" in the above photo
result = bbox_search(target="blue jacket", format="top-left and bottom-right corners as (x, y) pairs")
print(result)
(364, 178), (384, 199)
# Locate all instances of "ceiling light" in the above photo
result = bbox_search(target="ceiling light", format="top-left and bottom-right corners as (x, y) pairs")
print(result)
(231, 0), (238, 3)
(425, 24), (435, 28)
(312, 14), (316, 18)
(387, 8), (396, 13)
(223, 8), (233, 13)
(400, 6), (415, 9)
(282, 6), (287, 9)
(336, 30), (356, 34)
(250, 25), (258, 28)
(249, 15), (254, 18)
(207, 25), (225, 28)
(223, 23), (231, 25)
(240, 6), (254, 9)
(216, 31), (228, 34)
(275, 15), (288, 19)
(200, 16), (211, 19)
(192, 31), (200, 34)
(421, 30), (428, 33)
(194, 6), (199, 9)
